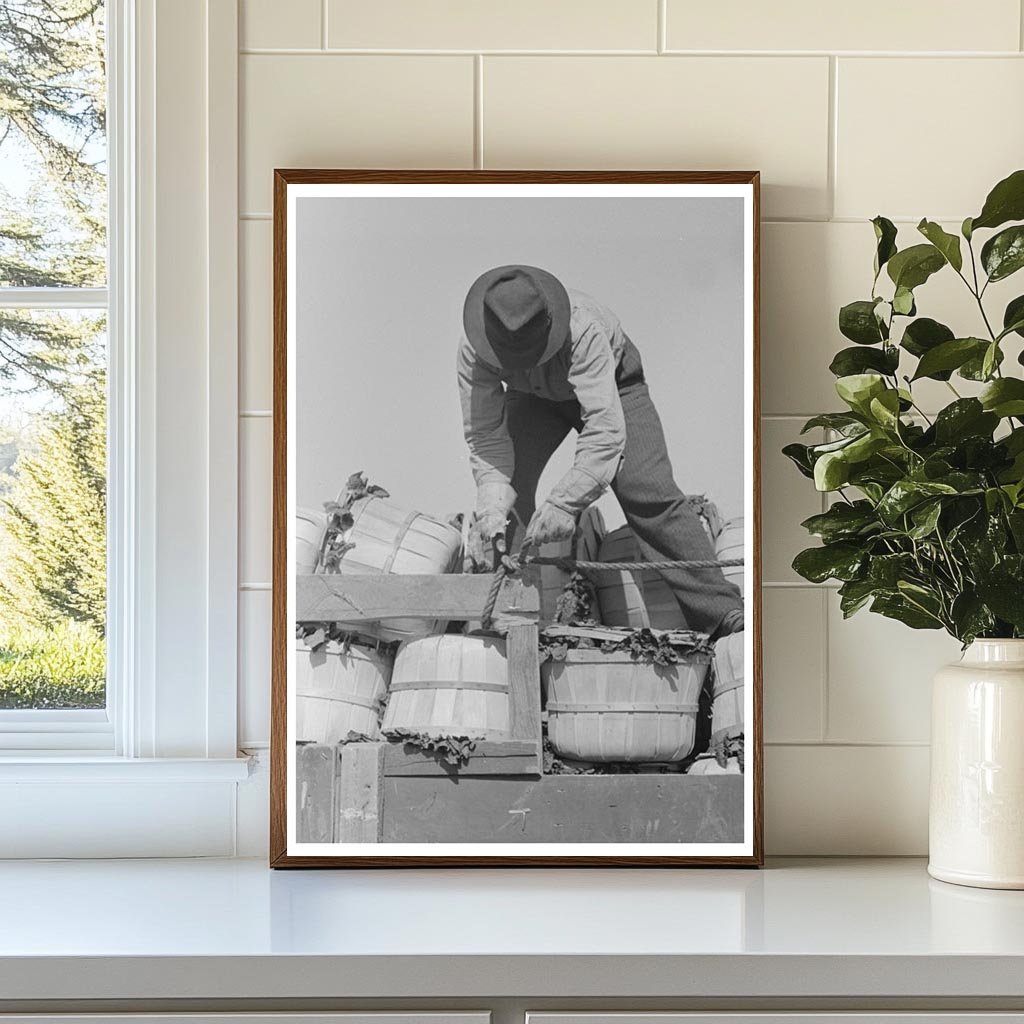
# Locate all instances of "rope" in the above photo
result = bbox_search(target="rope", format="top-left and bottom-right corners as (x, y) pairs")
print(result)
(479, 563), (508, 632)
(476, 554), (744, 627)
(528, 556), (744, 573)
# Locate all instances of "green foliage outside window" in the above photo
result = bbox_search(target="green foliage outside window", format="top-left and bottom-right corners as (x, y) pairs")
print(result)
(0, 1), (107, 708)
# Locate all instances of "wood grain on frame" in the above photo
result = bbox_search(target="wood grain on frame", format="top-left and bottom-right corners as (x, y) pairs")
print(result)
(270, 169), (763, 868)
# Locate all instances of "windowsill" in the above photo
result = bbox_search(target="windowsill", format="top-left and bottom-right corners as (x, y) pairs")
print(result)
(0, 754), (252, 782)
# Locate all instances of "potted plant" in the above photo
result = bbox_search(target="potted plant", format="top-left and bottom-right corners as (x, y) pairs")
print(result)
(785, 169), (1024, 889)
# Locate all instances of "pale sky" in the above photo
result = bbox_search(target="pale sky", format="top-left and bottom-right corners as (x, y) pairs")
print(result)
(295, 196), (747, 530)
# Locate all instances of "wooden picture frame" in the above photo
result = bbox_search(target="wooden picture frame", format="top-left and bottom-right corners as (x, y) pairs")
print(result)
(271, 170), (763, 867)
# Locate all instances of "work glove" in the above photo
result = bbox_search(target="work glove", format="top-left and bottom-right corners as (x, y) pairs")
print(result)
(523, 502), (576, 549)
(710, 727), (744, 772)
(475, 482), (516, 542)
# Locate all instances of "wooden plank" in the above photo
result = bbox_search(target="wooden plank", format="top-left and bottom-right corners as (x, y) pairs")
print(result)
(506, 623), (543, 775)
(295, 744), (337, 843)
(381, 774), (744, 844)
(383, 738), (541, 777)
(337, 741), (385, 843)
(296, 573), (539, 625)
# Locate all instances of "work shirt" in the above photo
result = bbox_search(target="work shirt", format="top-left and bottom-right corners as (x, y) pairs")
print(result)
(457, 289), (628, 515)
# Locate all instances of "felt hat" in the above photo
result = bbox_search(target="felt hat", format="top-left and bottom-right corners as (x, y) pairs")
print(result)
(463, 265), (570, 370)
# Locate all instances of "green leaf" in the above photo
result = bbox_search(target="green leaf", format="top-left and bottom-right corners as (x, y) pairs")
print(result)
(846, 431), (889, 465)
(982, 341), (1000, 381)
(917, 219), (963, 272)
(981, 225), (1024, 282)
(959, 344), (1004, 381)
(887, 243), (946, 291)
(900, 317), (954, 359)
(1003, 295), (1024, 339)
(933, 399), (999, 445)
(800, 501), (879, 543)
(950, 592), (996, 644)
(868, 389), (902, 431)
(971, 168), (1024, 232)
(932, 470), (987, 494)
(838, 578), (876, 617)
(868, 552), (915, 587)
(782, 442), (815, 479)
(871, 594), (943, 630)
(792, 543), (866, 584)
(814, 450), (851, 491)
(985, 486), (1009, 514)
(976, 580), (1024, 629)
(839, 300), (886, 345)
(829, 345), (899, 378)
(892, 286), (916, 316)
(872, 215), (898, 277)
(800, 412), (866, 435)
(911, 337), (987, 381)
(855, 482), (885, 504)
(962, 216), (974, 241)
(809, 433), (866, 456)
(836, 373), (887, 413)
(877, 479), (958, 524)
(908, 501), (942, 539)
(980, 378), (1024, 418)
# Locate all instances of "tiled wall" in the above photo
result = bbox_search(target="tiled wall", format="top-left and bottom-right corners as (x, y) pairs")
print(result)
(236, 0), (1024, 854)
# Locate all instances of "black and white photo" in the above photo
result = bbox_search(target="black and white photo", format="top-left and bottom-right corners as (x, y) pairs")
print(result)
(272, 171), (762, 867)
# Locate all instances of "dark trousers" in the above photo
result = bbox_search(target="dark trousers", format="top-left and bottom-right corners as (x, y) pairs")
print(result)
(505, 342), (743, 636)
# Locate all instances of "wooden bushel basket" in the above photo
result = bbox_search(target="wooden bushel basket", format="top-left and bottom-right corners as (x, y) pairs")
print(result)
(594, 526), (686, 631)
(382, 634), (510, 740)
(328, 495), (462, 642)
(716, 516), (745, 597)
(296, 507), (327, 575)
(711, 629), (744, 733)
(543, 648), (710, 762)
(295, 639), (392, 744)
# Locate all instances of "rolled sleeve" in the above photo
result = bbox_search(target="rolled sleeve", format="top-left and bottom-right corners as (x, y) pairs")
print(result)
(546, 324), (626, 514)
(457, 337), (514, 488)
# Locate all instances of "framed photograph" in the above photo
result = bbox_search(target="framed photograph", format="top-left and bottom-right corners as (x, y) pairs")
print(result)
(271, 170), (762, 867)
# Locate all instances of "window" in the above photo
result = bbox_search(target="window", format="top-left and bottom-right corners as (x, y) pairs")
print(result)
(0, 0), (109, 744)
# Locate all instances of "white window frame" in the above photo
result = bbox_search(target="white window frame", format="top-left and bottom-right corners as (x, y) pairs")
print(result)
(0, 0), (249, 857)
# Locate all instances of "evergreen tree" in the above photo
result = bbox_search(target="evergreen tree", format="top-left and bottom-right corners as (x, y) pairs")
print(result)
(0, 369), (105, 632)
(0, 2), (107, 646)
(0, 0), (106, 398)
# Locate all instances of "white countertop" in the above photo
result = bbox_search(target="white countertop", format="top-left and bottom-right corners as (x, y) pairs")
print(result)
(2, 856), (1024, 1002)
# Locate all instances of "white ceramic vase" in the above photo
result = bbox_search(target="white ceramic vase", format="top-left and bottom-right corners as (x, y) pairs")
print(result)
(929, 639), (1024, 889)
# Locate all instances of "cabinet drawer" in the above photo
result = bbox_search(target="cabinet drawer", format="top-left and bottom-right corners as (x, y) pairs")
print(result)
(529, 1017), (1024, 1024)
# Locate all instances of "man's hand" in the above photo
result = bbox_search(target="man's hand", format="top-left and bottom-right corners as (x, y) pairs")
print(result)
(524, 502), (576, 548)
(475, 482), (516, 542)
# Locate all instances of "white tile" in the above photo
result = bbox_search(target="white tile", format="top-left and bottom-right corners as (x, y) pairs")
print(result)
(765, 744), (929, 854)
(239, 590), (272, 746)
(240, 55), (474, 213)
(240, 220), (272, 412)
(761, 221), (1019, 416)
(328, 0), (657, 51)
(666, 0), (1020, 52)
(836, 58), (1024, 220)
(240, 416), (273, 586)
(761, 418), (823, 584)
(241, 0), (321, 49)
(763, 588), (825, 742)
(827, 596), (961, 744)
(483, 56), (831, 219)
